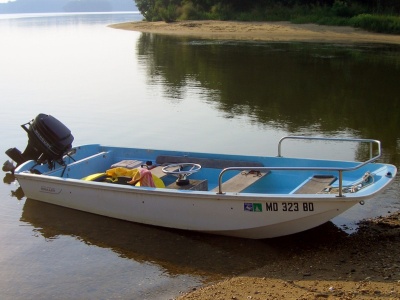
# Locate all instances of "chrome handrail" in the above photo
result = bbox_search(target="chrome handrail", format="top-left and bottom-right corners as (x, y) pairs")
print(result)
(216, 136), (382, 197)
(278, 136), (381, 160)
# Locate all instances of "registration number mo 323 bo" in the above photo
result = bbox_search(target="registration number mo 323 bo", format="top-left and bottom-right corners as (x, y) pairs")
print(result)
(244, 202), (315, 212)
(266, 202), (315, 212)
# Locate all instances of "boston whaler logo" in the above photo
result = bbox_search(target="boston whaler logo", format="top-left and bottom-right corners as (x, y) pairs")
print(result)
(40, 185), (62, 194)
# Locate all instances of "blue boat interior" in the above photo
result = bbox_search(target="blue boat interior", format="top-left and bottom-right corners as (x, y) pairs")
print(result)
(20, 143), (394, 196)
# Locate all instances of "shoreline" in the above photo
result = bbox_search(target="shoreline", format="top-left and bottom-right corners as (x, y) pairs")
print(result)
(176, 212), (400, 299)
(110, 20), (400, 44)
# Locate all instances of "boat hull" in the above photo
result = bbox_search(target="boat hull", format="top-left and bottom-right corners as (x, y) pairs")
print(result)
(16, 172), (364, 238)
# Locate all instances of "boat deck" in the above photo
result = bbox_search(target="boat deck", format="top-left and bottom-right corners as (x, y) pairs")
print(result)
(293, 175), (336, 194)
(211, 170), (270, 193)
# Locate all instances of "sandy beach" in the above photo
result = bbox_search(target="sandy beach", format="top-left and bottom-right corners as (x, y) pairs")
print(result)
(110, 20), (400, 299)
(177, 212), (400, 299)
(110, 20), (400, 44)
(177, 212), (400, 300)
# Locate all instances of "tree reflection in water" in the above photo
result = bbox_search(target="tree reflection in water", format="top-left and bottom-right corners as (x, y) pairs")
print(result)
(136, 35), (400, 164)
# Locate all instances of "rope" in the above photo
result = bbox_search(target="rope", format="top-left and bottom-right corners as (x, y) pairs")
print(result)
(241, 170), (262, 177)
(319, 171), (375, 194)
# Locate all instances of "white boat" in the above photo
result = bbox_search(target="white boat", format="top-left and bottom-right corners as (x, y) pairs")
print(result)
(4, 114), (397, 239)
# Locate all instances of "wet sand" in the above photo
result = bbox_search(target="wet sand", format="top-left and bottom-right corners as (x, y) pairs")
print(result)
(110, 20), (400, 299)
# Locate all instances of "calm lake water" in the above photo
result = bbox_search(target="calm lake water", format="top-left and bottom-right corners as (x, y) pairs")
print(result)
(0, 12), (399, 299)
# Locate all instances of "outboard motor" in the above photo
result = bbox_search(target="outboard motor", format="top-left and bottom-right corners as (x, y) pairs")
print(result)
(4, 114), (74, 171)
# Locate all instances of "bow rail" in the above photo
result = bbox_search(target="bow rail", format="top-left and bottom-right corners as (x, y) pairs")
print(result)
(217, 136), (382, 197)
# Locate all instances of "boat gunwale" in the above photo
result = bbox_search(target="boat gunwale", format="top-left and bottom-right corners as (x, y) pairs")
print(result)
(14, 170), (389, 202)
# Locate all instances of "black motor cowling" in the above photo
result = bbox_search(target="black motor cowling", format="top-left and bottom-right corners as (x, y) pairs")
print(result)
(5, 114), (74, 167)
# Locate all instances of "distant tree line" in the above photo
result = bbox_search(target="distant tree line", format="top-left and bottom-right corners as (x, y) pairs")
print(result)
(134, 0), (400, 33)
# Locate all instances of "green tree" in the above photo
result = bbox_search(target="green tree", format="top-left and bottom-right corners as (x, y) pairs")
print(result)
(133, 0), (400, 33)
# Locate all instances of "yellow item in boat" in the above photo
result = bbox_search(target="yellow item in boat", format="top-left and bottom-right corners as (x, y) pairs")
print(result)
(83, 167), (165, 188)
(82, 173), (108, 181)
(106, 167), (140, 180)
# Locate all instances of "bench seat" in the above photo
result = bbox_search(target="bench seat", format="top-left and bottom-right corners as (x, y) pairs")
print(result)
(212, 171), (270, 193)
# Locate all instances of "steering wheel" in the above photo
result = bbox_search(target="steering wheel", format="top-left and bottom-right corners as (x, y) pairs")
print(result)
(162, 163), (201, 185)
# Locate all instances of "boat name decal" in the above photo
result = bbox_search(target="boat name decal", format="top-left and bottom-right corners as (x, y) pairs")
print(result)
(40, 186), (62, 194)
(266, 202), (314, 212)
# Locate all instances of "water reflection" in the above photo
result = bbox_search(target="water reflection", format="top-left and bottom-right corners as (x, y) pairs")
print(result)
(21, 198), (347, 279)
(3, 173), (15, 185)
(136, 34), (400, 164)
(2, 173), (24, 200)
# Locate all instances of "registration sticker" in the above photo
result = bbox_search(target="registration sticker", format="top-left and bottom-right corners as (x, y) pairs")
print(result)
(244, 203), (262, 212)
